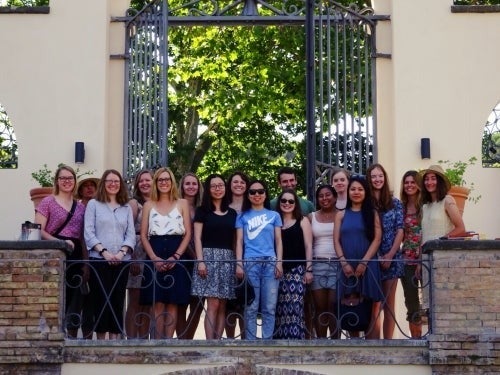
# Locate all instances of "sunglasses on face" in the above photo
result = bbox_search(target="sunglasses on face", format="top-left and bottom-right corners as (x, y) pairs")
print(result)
(280, 198), (295, 205)
(248, 189), (265, 195)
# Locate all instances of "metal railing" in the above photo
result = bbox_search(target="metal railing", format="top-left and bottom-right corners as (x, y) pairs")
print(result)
(64, 257), (431, 340)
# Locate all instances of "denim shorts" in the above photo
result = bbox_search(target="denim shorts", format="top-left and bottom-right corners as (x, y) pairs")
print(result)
(311, 259), (338, 290)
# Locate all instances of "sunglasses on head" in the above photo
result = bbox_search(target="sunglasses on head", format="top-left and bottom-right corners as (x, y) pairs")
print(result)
(280, 198), (295, 205)
(248, 188), (265, 195)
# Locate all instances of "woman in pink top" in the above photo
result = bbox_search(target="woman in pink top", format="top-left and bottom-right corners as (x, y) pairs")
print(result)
(35, 164), (86, 338)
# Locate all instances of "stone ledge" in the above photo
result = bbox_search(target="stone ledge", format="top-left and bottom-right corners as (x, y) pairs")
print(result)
(63, 340), (429, 365)
(0, 241), (69, 251)
(0, 6), (49, 14)
(422, 239), (500, 253)
(451, 5), (500, 13)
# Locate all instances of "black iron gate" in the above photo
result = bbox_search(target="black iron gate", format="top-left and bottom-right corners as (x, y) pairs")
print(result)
(121, 0), (383, 198)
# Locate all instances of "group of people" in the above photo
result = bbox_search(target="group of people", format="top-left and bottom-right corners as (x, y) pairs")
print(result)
(34, 162), (465, 340)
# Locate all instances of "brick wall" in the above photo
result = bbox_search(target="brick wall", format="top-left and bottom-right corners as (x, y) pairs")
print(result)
(1, 240), (499, 374)
(0, 241), (67, 375)
(424, 240), (500, 374)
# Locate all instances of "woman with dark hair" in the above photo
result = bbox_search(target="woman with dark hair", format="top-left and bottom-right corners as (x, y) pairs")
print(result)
(84, 169), (136, 339)
(191, 174), (237, 339)
(35, 164), (86, 339)
(420, 165), (465, 241)
(125, 169), (153, 338)
(399, 170), (423, 338)
(273, 189), (313, 339)
(140, 167), (192, 339)
(333, 175), (383, 338)
(226, 171), (250, 214)
(366, 163), (404, 339)
(420, 165), (465, 317)
(235, 179), (283, 339)
(225, 171), (250, 339)
(308, 184), (339, 338)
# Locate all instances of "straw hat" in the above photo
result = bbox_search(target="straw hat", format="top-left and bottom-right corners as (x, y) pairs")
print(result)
(420, 165), (451, 191)
(75, 177), (100, 199)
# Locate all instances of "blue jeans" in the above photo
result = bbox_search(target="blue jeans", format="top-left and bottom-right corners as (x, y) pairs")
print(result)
(244, 257), (279, 339)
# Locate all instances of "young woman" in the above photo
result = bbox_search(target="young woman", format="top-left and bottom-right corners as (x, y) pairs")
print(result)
(235, 180), (283, 339)
(177, 172), (204, 339)
(334, 175), (383, 338)
(421, 165), (466, 241)
(400, 170), (423, 338)
(35, 164), (86, 339)
(125, 169), (153, 339)
(75, 177), (99, 206)
(308, 184), (339, 338)
(225, 171), (250, 339)
(366, 163), (404, 339)
(84, 169), (136, 340)
(331, 168), (350, 211)
(140, 167), (192, 339)
(227, 171), (249, 215)
(191, 174), (237, 339)
(274, 189), (313, 339)
(420, 165), (466, 316)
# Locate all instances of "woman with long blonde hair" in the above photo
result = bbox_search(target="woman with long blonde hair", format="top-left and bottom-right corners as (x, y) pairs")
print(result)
(140, 167), (192, 338)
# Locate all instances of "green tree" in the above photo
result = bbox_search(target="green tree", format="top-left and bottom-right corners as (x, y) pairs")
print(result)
(129, 0), (373, 195)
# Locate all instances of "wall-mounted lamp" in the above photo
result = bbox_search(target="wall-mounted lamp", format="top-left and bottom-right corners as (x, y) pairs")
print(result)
(420, 138), (431, 159)
(75, 142), (85, 164)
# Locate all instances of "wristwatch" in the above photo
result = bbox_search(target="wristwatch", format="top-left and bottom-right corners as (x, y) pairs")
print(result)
(98, 248), (108, 256)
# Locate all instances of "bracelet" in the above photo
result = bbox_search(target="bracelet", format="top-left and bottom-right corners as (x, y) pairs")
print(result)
(172, 253), (180, 260)
(98, 248), (107, 256)
(338, 255), (345, 260)
(306, 270), (312, 273)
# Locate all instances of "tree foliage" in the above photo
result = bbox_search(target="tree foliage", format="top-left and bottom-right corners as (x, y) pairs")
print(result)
(124, 0), (376, 196)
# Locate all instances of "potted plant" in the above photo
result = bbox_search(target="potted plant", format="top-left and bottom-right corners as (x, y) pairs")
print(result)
(30, 164), (55, 208)
(438, 156), (481, 215)
(30, 163), (95, 208)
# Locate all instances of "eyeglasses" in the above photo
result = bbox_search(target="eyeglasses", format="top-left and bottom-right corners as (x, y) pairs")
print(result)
(248, 189), (265, 195)
(280, 198), (295, 205)
(104, 179), (120, 185)
(210, 184), (225, 190)
(157, 177), (171, 184)
(57, 176), (74, 182)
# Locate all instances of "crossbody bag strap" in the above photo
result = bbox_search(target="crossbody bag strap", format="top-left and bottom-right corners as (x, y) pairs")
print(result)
(52, 200), (77, 237)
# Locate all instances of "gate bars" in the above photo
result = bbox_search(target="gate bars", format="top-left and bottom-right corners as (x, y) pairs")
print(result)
(122, 0), (384, 197)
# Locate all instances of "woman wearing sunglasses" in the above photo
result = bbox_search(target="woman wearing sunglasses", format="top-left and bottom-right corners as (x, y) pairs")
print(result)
(235, 180), (283, 339)
(274, 189), (313, 339)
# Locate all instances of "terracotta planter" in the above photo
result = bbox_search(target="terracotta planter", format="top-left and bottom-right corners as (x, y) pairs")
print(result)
(448, 185), (470, 217)
(29, 187), (53, 208)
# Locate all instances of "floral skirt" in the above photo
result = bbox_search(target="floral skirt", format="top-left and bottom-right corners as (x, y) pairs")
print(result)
(191, 247), (236, 299)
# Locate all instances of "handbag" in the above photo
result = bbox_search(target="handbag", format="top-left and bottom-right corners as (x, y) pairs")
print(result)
(339, 292), (372, 331)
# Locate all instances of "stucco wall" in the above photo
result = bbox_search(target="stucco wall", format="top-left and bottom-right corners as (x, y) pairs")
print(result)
(373, 0), (500, 239)
(0, 0), (128, 240)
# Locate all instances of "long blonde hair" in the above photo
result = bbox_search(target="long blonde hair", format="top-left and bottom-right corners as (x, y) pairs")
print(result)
(151, 167), (179, 202)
